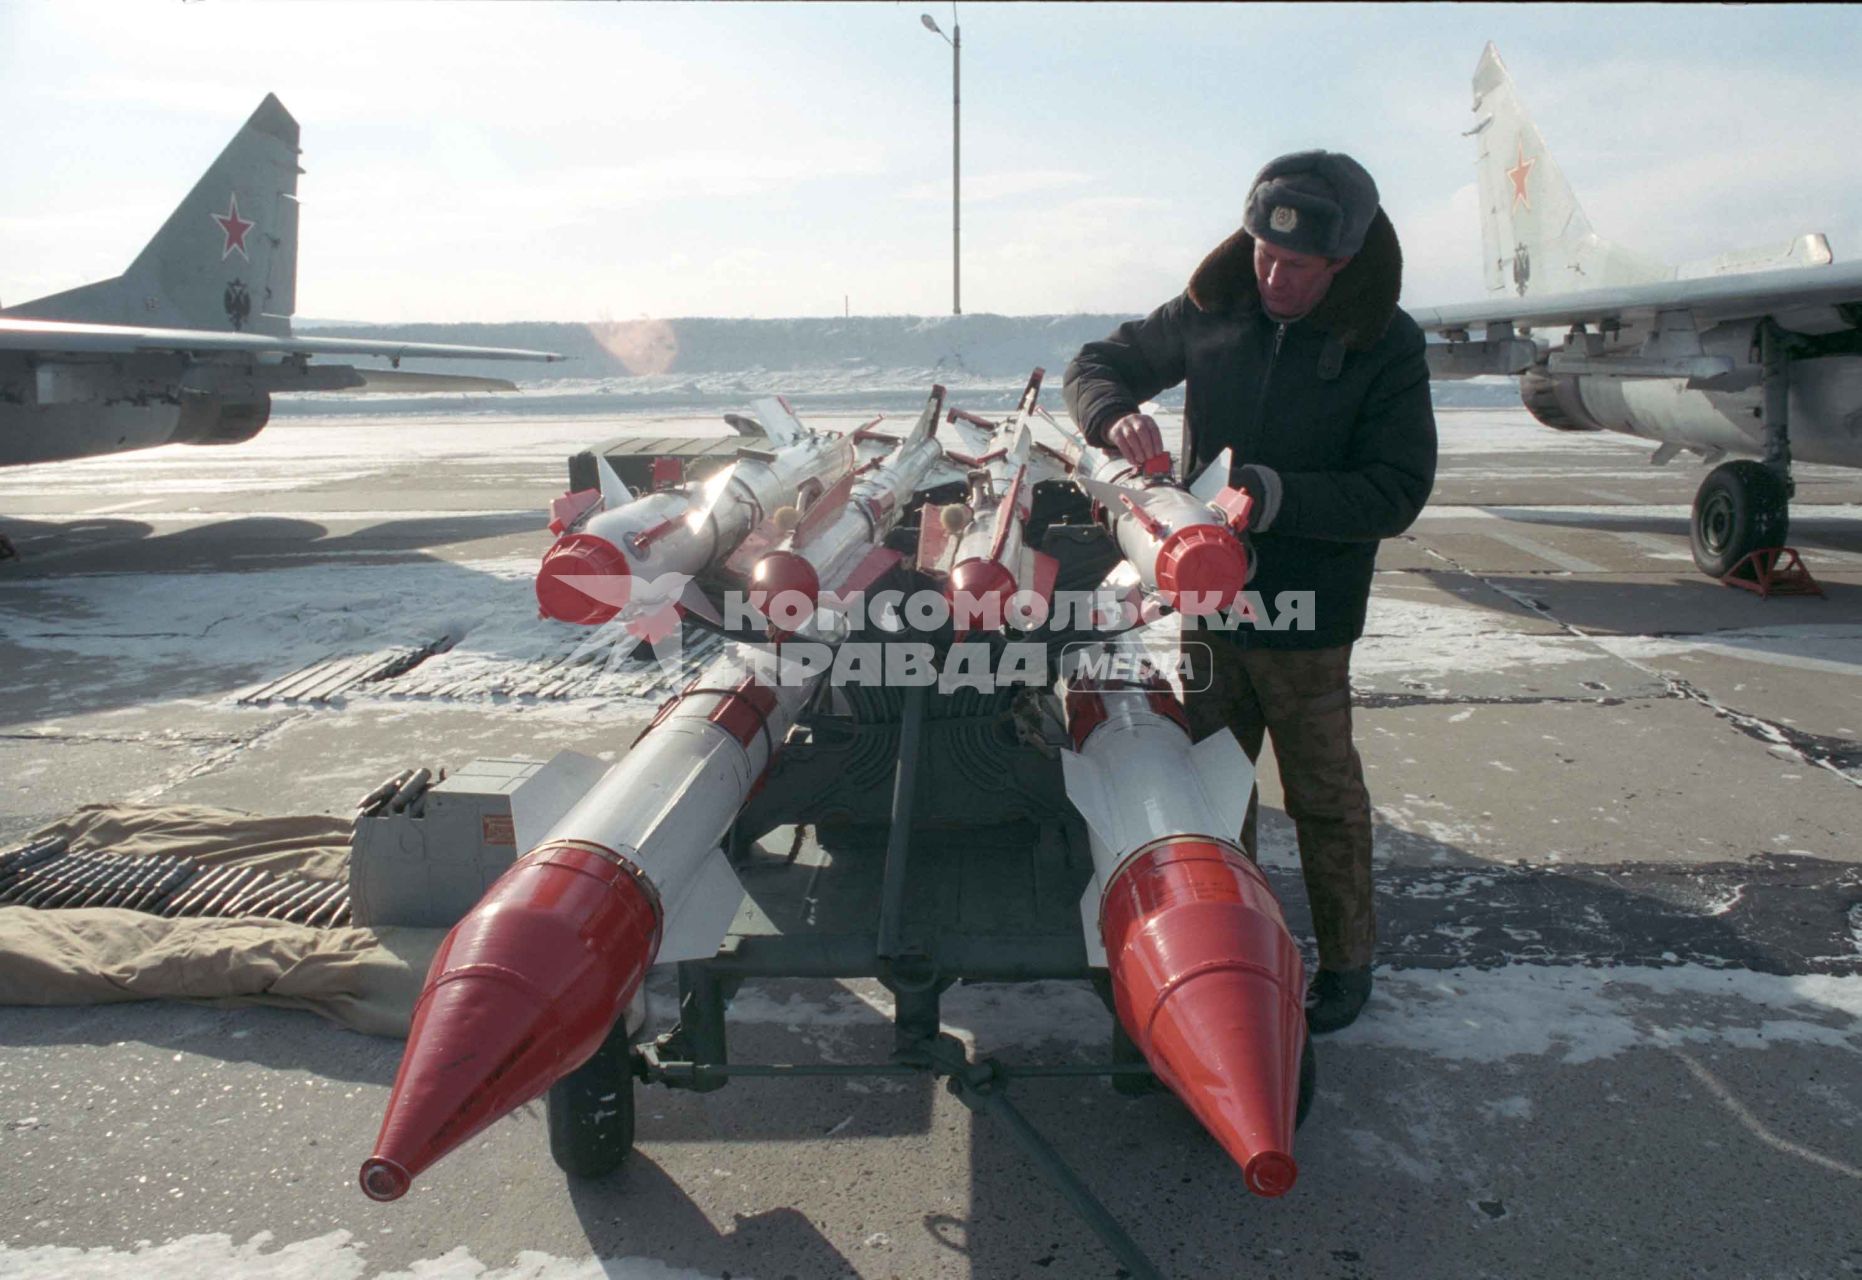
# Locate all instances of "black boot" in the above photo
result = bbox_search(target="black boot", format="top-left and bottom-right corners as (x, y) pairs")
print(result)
(1305, 967), (1372, 1035)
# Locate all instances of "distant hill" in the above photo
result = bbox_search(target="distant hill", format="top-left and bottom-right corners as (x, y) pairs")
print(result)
(298, 314), (1131, 381)
(283, 314), (1520, 413)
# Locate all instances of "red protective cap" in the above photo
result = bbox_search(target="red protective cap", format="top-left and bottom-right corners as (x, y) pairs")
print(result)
(1100, 839), (1306, 1197)
(750, 551), (821, 637)
(948, 556), (1018, 634)
(361, 841), (661, 1200)
(1154, 523), (1249, 615)
(535, 533), (632, 625)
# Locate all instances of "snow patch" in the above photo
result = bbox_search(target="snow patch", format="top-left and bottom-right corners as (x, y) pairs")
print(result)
(0, 1231), (733, 1280)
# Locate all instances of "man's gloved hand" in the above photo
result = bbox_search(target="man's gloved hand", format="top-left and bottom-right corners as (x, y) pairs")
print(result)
(1106, 412), (1166, 468)
(1231, 462), (1283, 533)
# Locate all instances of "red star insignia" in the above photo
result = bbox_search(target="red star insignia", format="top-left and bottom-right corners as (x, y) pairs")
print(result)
(1506, 141), (1535, 212)
(212, 194), (254, 261)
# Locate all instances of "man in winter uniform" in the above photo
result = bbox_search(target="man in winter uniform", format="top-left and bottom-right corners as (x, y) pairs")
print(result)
(1063, 151), (1437, 1032)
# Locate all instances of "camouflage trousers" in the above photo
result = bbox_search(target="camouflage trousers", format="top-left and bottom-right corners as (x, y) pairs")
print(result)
(1183, 639), (1376, 972)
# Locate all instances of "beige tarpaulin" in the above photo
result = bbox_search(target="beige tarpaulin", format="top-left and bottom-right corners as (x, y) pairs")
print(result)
(0, 805), (444, 1038)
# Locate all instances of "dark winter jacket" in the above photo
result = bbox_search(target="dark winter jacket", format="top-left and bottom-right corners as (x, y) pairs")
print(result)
(1063, 209), (1437, 649)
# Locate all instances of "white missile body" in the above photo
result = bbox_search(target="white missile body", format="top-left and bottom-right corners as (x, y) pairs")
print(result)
(510, 651), (825, 964)
(1057, 651), (1309, 1199)
(1058, 676), (1254, 965)
(744, 387), (949, 623)
(536, 398), (857, 628)
(1073, 446), (1255, 616)
(934, 371), (1060, 631)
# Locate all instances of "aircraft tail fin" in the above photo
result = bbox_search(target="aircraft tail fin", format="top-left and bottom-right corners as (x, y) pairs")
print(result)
(1470, 44), (1669, 299)
(6, 95), (301, 337)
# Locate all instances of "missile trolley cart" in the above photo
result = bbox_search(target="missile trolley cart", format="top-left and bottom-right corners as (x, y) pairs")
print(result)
(363, 384), (1318, 1280)
(539, 489), (1317, 1280)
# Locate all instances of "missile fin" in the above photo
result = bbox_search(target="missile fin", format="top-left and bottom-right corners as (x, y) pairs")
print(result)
(596, 456), (634, 509)
(1188, 448), (1235, 503)
(751, 396), (804, 447)
(1059, 749), (1128, 855)
(678, 579), (722, 625)
(1016, 367), (1046, 417)
(904, 384), (947, 447)
(1189, 729), (1255, 843)
(1079, 877), (1108, 967)
(1009, 422), (1033, 465)
(656, 846), (746, 963)
(1075, 473), (1147, 509)
(509, 750), (611, 855)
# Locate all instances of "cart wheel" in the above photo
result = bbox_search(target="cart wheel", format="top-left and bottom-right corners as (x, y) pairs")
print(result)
(546, 1032), (637, 1179)
(1294, 1031), (1316, 1130)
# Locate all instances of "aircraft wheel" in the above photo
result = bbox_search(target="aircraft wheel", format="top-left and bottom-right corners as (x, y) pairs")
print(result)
(546, 1030), (637, 1179)
(1691, 460), (1789, 577)
(1295, 1031), (1316, 1130)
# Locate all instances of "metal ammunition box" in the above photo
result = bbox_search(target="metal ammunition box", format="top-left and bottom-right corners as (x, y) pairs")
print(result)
(349, 757), (571, 928)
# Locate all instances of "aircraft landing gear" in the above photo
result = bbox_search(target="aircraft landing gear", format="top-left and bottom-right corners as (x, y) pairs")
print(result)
(1690, 459), (1789, 577)
(1692, 318), (1797, 578)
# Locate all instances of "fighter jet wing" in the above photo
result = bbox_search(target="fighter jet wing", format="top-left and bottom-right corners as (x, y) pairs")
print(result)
(0, 317), (563, 364)
(1413, 259), (1862, 335)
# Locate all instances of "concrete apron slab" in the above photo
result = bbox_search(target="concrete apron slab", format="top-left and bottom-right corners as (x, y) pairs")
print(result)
(155, 702), (656, 817)
(1345, 696), (1856, 868)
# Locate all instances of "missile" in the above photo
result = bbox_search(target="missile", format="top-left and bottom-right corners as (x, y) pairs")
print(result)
(1058, 656), (1306, 1198)
(1072, 445), (1255, 617)
(360, 649), (825, 1202)
(924, 370), (1058, 635)
(534, 396), (857, 636)
(741, 385), (947, 638)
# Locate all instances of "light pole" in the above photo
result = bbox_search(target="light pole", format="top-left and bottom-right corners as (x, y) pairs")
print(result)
(921, 9), (959, 316)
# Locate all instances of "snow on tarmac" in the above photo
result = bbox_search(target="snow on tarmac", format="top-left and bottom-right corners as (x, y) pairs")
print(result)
(0, 1231), (729, 1280)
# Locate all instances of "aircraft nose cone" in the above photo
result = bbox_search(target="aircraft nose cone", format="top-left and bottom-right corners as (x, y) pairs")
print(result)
(536, 533), (631, 624)
(1155, 525), (1248, 615)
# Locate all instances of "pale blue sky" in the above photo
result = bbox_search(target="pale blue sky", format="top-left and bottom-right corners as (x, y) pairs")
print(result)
(3, 2), (1859, 322)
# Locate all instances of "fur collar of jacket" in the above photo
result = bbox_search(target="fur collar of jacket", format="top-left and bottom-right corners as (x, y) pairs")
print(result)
(1185, 208), (1403, 353)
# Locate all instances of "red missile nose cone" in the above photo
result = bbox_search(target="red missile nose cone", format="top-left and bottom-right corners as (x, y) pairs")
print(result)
(536, 533), (633, 625)
(362, 841), (660, 1197)
(948, 556), (1017, 633)
(1155, 525), (1249, 615)
(1101, 839), (1306, 1197)
(750, 551), (820, 636)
